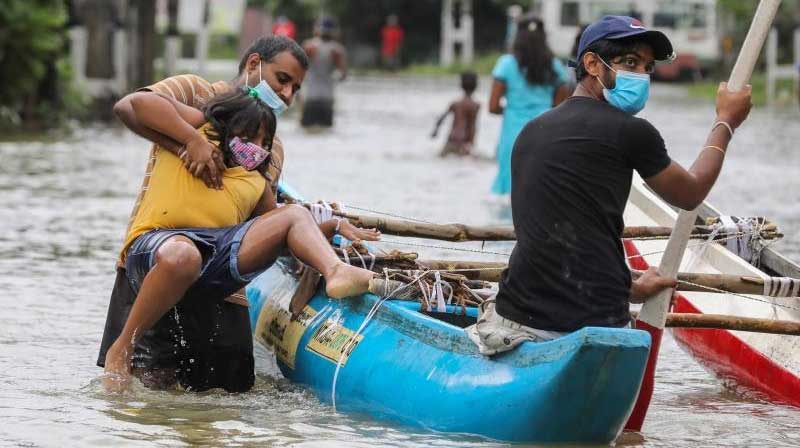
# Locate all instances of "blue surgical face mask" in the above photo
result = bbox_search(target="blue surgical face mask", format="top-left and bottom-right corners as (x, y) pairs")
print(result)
(597, 58), (650, 115)
(247, 61), (288, 117)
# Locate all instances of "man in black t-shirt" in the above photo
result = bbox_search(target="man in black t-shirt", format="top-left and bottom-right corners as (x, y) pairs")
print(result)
(467, 16), (752, 355)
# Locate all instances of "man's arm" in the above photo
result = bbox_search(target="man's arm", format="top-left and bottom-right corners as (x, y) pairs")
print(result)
(431, 104), (453, 138)
(129, 92), (205, 136)
(113, 94), (183, 153)
(645, 83), (752, 210)
(124, 92), (225, 188)
(488, 80), (505, 115)
(333, 45), (348, 81)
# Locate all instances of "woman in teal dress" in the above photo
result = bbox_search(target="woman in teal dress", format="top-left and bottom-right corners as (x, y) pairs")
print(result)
(489, 16), (569, 196)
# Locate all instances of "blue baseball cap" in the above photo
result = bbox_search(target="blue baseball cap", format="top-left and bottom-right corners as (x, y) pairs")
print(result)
(577, 15), (674, 62)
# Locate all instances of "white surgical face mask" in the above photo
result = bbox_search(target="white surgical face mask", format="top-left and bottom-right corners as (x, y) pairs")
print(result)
(247, 61), (288, 117)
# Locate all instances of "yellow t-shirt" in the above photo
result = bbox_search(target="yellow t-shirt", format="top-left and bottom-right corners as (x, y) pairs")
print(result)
(118, 74), (284, 266)
(120, 125), (266, 261)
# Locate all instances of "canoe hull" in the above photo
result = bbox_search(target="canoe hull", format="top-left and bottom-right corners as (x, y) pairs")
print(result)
(671, 296), (800, 406)
(248, 262), (651, 443)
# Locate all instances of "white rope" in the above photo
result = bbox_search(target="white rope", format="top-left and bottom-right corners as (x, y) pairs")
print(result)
(330, 270), (430, 412)
(626, 231), (759, 261)
(352, 248), (368, 270)
(433, 271), (447, 312)
(382, 231), (761, 261)
(341, 204), (438, 224)
(678, 279), (800, 312)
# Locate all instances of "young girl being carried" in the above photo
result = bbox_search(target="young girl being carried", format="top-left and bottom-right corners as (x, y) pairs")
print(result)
(104, 88), (380, 391)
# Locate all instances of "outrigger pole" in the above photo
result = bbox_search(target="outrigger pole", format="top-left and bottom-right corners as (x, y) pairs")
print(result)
(626, 0), (782, 432)
(295, 204), (781, 242)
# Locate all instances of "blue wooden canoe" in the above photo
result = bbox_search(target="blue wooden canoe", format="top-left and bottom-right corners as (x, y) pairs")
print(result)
(247, 259), (652, 444)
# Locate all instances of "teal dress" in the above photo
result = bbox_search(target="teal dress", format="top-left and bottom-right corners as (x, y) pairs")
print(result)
(491, 54), (567, 195)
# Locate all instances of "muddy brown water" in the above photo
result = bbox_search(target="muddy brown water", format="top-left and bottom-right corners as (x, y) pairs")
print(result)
(1, 76), (799, 446)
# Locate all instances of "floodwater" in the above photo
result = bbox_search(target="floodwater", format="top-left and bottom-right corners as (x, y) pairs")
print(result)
(1, 76), (800, 447)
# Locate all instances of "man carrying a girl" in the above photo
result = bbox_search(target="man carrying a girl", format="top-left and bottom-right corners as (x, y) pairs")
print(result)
(98, 36), (380, 393)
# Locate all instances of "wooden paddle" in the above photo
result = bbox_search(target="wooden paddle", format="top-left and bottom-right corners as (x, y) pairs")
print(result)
(627, 0), (781, 431)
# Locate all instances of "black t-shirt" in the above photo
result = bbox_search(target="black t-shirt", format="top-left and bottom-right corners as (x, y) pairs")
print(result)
(496, 96), (671, 332)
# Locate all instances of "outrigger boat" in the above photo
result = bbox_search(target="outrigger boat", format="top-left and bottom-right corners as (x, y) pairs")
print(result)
(247, 174), (800, 443)
(246, 185), (652, 444)
(246, 2), (790, 441)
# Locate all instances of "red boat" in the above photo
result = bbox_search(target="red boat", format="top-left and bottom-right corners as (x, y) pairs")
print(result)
(623, 174), (800, 414)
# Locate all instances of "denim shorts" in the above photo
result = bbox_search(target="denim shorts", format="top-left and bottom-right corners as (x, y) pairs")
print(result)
(124, 220), (261, 301)
(116, 220), (265, 392)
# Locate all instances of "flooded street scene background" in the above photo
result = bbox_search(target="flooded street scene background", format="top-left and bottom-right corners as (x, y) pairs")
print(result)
(2, 77), (800, 446)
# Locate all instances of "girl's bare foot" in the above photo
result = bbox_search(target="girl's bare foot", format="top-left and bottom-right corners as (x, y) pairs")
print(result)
(325, 263), (374, 299)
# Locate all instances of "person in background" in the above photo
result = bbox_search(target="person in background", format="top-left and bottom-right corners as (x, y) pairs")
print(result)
(431, 71), (480, 157)
(381, 14), (404, 71)
(504, 4), (523, 51)
(565, 24), (590, 93)
(488, 15), (570, 197)
(468, 16), (751, 355)
(272, 15), (296, 41)
(301, 17), (347, 128)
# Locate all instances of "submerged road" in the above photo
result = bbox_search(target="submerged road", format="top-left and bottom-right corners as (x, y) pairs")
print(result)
(1, 76), (799, 446)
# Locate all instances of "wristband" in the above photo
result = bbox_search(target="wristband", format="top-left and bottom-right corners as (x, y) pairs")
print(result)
(703, 145), (726, 156)
(712, 121), (734, 138)
(334, 218), (344, 234)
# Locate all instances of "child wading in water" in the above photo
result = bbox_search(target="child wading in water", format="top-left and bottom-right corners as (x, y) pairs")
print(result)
(103, 88), (380, 392)
(431, 71), (480, 157)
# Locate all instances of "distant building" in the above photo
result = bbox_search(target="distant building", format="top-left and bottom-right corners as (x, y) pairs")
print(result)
(534, 0), (719, 80)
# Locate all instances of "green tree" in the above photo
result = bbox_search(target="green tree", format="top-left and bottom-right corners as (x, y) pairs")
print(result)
(0, 0), (83, 131)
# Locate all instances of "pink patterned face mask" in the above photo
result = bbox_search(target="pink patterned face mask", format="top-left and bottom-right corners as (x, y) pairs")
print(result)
(229, 136), (269, 170)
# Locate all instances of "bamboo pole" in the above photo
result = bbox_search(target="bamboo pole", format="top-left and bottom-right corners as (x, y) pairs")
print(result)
(295, 201), (779, 242)
(339, 210), (517, 241)
(413, 259), (800, 298)
(630, 312), (800, 336)
(416, 259), (505, 281)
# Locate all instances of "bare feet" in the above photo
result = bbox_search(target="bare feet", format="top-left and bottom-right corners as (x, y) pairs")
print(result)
(325, 263), (374, 299)
(103, 341), (133, 393)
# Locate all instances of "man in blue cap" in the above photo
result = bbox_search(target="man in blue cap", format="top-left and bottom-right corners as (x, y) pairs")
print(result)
(467, 16), (753, 355)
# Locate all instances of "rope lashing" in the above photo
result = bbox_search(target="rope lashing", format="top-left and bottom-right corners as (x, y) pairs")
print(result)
(763, 276), (800, 298)
(676, 278), (800, 312)
(309, 201), (334, 224)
